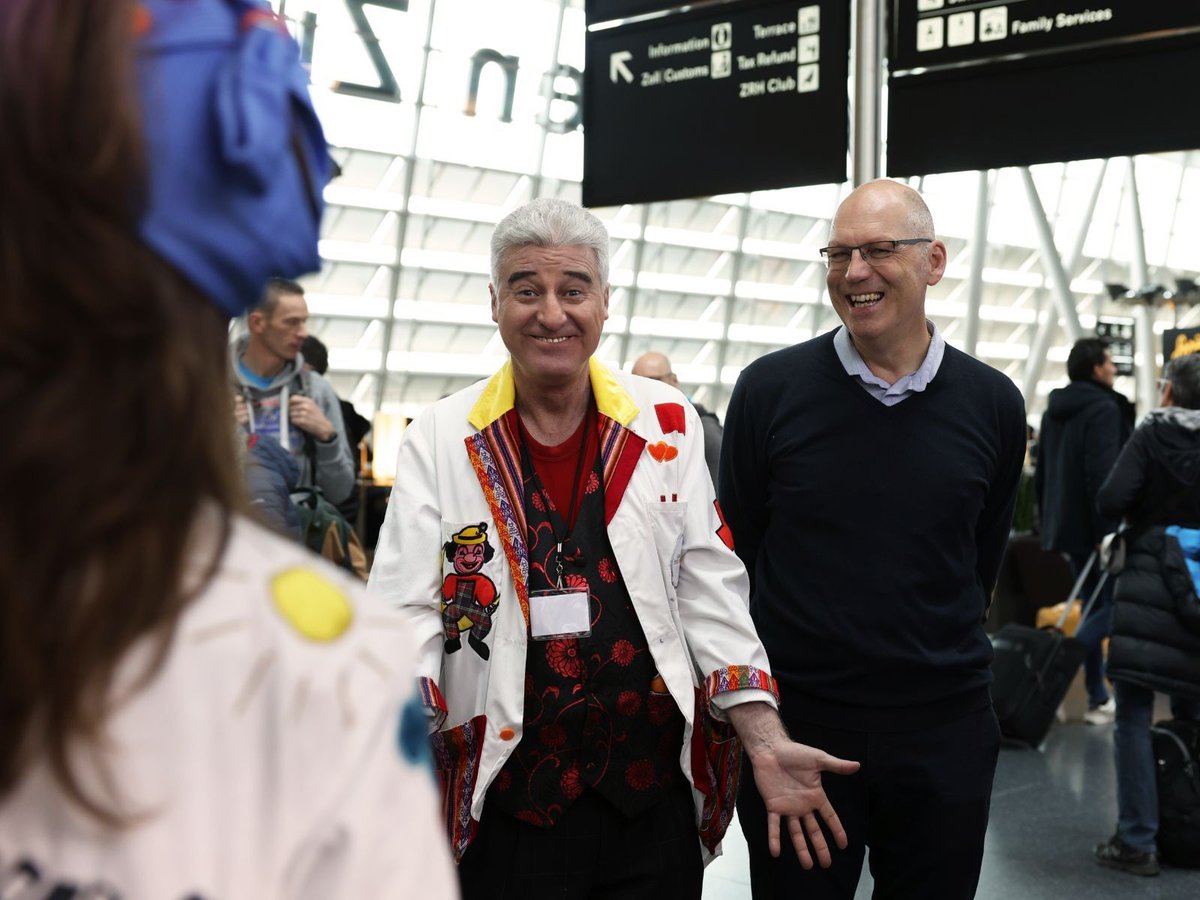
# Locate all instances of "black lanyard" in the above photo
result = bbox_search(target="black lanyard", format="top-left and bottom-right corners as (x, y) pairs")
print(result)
(518, 396), (595, 587)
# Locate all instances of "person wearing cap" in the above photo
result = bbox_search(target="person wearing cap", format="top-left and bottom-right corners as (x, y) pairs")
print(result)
(720, 180), (1026, 899)
(233, 278), (356, 507)
(0, 1), (455, 896)
(369, 197), (859, 897)
(631, 351), (724, 484)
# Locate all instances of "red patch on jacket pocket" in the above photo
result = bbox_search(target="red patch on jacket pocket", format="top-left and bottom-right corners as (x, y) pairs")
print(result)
(654, 402), (686, 435)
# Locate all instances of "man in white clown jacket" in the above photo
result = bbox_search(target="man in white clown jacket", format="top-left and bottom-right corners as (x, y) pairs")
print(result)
(369, 198), (858, 897)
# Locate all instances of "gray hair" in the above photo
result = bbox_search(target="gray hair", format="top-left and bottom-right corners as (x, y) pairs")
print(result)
(490, 198), (610, 286)
(1165, 353), (1200, 410)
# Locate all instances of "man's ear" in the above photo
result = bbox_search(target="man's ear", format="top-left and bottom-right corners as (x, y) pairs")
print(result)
(247, 310), (266, 334)
(926, 240), (948, 287)
(603, 284), (610, 320)
(489, 284), (499, 324)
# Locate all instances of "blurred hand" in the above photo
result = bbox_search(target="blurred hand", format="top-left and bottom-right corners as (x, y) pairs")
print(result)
(289, 394), (335, 442)
(233, 393), (249, 428)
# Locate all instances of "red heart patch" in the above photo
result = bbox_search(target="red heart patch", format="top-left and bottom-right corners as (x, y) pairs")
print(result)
(647, 441), (679, 462)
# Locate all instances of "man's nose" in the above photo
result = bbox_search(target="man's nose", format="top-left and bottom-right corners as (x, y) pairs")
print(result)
(538, 293), (568, 327)
(844, 248), (872, 279)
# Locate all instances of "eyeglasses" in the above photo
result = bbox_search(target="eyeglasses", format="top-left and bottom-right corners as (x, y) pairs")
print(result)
(818, 238), (933, 269)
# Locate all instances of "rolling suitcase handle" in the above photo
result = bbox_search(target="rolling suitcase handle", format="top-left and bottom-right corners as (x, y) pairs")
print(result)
(1051, 549), (1107, 633)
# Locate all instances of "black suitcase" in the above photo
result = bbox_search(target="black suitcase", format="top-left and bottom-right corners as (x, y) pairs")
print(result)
(1151, 719), (1200, 867)
(991, 554), (1106, 747)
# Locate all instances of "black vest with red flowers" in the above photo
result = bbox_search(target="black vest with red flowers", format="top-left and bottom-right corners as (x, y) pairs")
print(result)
(488, 415), (685, 827)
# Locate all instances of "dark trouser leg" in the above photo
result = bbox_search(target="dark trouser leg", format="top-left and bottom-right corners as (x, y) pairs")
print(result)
(1113, 679), (1157, 852)
(738, 720), (868, 900)
(459, 786), (701, 900)
(865, 705), (999, 900)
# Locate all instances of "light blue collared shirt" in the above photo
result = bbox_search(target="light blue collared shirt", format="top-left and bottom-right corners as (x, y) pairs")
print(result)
(833, 320), (945, 407)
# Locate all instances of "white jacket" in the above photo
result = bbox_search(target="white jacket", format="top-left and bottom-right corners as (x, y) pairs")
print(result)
(0, 513), (457, 899)
(369, 359), (777, 863)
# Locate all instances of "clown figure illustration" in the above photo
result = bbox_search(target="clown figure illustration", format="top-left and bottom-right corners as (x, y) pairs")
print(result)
(441, 523), (499, 660)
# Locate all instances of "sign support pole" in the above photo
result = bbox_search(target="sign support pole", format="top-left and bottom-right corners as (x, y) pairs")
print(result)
(852, 0), (882, 186)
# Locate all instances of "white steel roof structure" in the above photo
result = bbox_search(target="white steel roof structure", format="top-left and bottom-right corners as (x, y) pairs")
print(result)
(275, 0), (1200, 426)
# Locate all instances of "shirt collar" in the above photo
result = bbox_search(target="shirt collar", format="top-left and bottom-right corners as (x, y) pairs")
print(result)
(833, 320), (945, 394)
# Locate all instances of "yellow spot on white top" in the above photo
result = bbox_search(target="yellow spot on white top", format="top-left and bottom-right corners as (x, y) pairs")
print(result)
(271, 568), (353, 642)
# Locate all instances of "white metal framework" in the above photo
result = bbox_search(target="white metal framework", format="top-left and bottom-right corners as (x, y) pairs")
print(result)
(276, 0), (1200, 426)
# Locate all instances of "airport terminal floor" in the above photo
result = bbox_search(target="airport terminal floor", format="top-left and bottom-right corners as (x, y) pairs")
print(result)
(704, 715), (1200, 900)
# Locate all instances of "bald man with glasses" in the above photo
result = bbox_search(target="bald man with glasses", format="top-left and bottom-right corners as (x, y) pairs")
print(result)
(719, 180), (1027, 900)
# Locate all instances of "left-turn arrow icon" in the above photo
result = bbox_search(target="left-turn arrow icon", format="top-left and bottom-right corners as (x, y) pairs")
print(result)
(610, 51), (634, 84)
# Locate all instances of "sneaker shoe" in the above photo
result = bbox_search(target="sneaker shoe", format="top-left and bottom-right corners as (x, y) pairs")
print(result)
(1085, 698), (1117, 725)
(1094, 835), (1160, 876)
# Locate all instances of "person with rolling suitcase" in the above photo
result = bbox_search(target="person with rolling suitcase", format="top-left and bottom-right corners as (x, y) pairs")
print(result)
(1092, 353), (1200, 876)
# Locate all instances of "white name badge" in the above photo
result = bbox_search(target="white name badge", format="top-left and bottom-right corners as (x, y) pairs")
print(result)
(529, 589), (591, 641)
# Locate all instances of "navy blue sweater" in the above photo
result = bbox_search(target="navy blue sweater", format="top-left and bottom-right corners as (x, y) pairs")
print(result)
(719, 331), (1026, 730)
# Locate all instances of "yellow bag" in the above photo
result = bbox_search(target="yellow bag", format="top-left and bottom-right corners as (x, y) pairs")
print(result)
(1036, 599), (1082, 636)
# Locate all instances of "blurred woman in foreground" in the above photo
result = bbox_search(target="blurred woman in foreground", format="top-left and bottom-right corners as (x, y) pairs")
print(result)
(0, 1), (456, 895)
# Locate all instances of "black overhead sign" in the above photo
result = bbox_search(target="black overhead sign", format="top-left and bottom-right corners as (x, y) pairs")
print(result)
(891, 4), (1198, 74)
(887, 1), (1200, 177)
(587, 1), (684, 25)
(583, 0), (849, 208)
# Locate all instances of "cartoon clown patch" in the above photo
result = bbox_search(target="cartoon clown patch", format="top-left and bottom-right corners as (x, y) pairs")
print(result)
(441, 523), (499, 660)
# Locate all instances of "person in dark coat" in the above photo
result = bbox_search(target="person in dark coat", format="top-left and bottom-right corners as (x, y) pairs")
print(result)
(1093, 353), (1200, 876)
(1036, 337), (1132, 721)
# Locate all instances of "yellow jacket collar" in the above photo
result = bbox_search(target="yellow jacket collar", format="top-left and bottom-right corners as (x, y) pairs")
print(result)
(468, 358), (639, 431)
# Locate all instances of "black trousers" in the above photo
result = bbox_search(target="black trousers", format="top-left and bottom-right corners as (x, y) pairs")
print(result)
(458, 782), (703, 900)
(738, 704), (1000, 900)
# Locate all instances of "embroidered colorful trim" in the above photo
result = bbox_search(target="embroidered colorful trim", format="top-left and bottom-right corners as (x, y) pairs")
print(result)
(704, 665), (779, 702)
(418, 676), (448, 731)
(430, 714), (486, 863)
(466, 432), (530, 626)
(599, 416), (643, 525)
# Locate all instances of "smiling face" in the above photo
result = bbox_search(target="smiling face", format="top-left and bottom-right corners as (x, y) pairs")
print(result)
(825, 181), (946, 352)
(490, 243), (609, 394)
(452, 542), (485, 575)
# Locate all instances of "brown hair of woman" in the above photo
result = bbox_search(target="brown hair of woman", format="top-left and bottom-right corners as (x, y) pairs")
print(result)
(0, 0), (243, 824)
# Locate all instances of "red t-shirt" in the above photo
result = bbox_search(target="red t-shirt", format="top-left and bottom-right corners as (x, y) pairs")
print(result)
(520, 411), (599, 529)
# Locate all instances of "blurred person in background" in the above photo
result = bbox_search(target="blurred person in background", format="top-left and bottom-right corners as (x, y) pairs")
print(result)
(233, 279), (356, 507)
(631, 351), (723, 484)
(1094, 354), (1200, 876)
(0, 0), (456, 895)
(301, 334), (372, 521)
(1036, 337), (1133, 724)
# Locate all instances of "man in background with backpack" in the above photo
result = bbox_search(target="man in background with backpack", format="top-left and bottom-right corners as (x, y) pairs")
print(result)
(232, 277), (355, 506)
